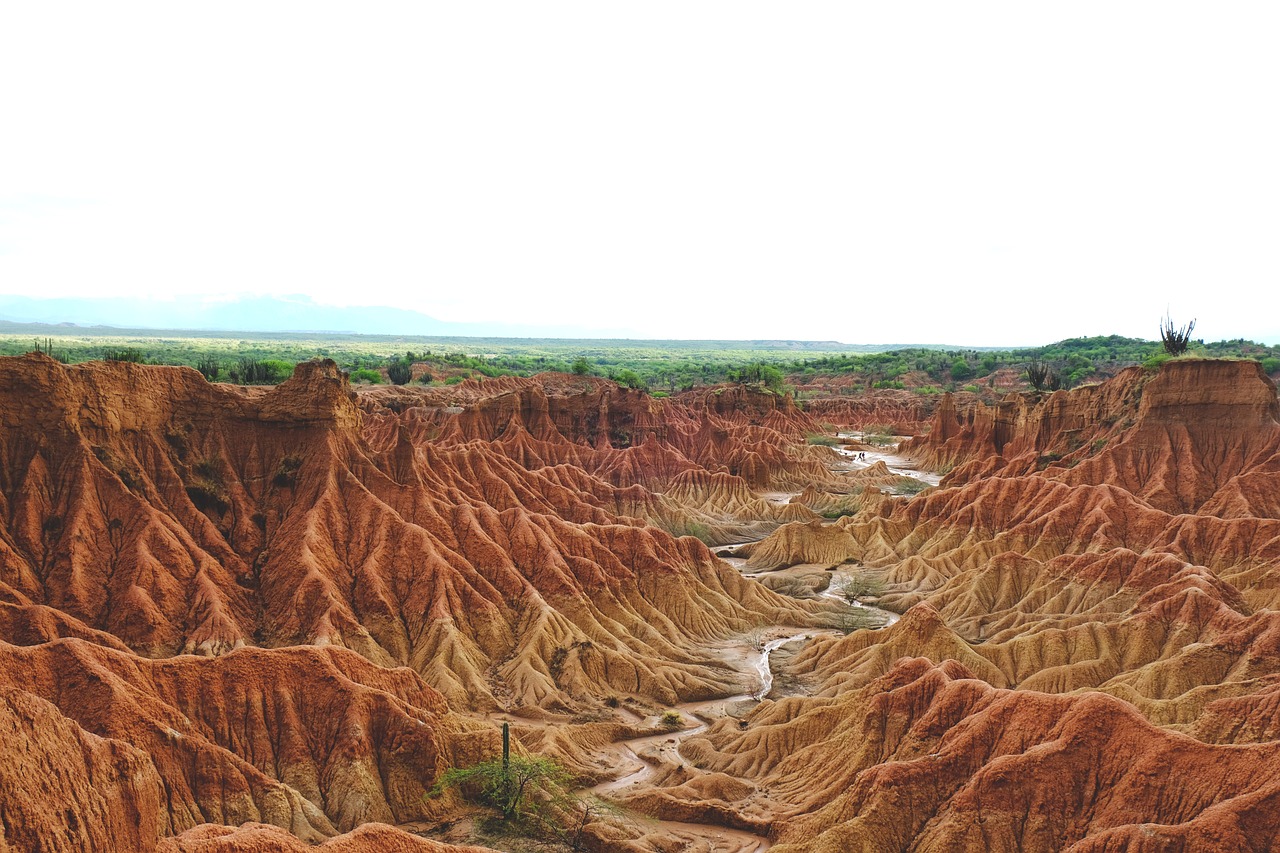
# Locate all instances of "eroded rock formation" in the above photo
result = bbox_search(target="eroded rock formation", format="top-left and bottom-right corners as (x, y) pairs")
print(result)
(7, 354), (1280, 852)
(628, 359), (1280, 851)
(0, 355), (841, 850)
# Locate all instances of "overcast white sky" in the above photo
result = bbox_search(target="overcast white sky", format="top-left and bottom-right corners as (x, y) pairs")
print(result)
(1, 3), (1276, 345)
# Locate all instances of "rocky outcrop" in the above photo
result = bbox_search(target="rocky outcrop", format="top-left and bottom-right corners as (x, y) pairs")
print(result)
(0, 638), (496, 847)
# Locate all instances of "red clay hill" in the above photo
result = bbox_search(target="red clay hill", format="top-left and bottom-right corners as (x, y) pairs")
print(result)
(5, 353), (1280, 852)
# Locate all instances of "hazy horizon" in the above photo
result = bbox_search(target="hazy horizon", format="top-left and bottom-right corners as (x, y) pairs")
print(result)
(0, 292), (1239, 350)
(2, 4), (1277, 346)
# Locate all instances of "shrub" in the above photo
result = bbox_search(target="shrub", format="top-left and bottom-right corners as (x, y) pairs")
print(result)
(193, 457), (222, 482)
(613, 368), (647, 391)
(730, 362), (786, 392)
(386, 359), (412, 385)
(571, 356), (591, 375)
(104, 348), (146, 363)
(806, 433), (839, 446)
(836, 608), (879, 635)
(893, 477), (930, 495)
(273, 455), (302, 487)
(842, 575), (885, 600)
(659, 710), (683, 728)
(1026, 361), (1051, 391)
(949, 358), (974, 381)
(349, 368), (382, 384)
(433, 754), (569, 822)
(430, 724), (570, 823)
(1160, 314), (1196, 356)
(229, 358), (292, 385)
(677, 521), (713, 543)
(862, 427), (897, 447)
(1261, 357), (1279, 375)
(196, 356), (220, 381)
(185, 478), (228, 513)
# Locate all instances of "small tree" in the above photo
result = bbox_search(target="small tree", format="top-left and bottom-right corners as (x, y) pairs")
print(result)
(1160, 314), (1196, 356)
(431, 722), (570, 822)
(571, 356), (591, 376)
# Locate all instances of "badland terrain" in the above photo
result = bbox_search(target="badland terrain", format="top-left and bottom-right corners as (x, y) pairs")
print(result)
(3, 344), (1280, 852)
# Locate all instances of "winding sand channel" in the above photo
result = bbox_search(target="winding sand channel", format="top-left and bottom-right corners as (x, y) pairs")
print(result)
(835, 431), (943, 487)
(582, 609), (893, 851)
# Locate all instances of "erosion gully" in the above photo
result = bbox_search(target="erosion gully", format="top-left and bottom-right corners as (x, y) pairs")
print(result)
(568, 437), (925, 851)
(414, 436), (921, 851)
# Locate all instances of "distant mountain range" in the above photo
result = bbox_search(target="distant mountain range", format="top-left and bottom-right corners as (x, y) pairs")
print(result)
(0, 293), (1003, 351)
(0, 294), (636, 339)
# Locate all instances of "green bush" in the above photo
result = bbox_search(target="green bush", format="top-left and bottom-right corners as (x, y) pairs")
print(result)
(893, 477), (930, 495)
(660, 710), (683, 728)
(806, 433), (839, 446)
(571, 356), (591, 375)
(1261, 357), (1279, 375)
(730, 362), (786, 392)
(349, 368), (382, 384)
(843, 574), (885, 600)
(862, 427), (896, 446)
(613, 368), (647, 391)
(230, 358), (292, 385)
(432, 754), (569, 822)
(104, 348), (146, 363)
(386, 358), (412, 385)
